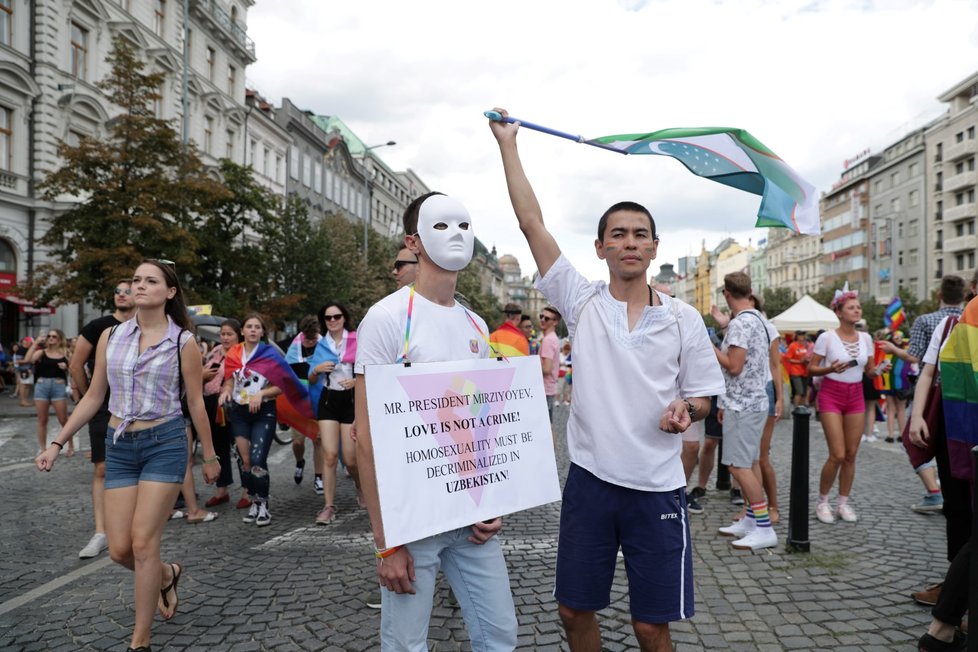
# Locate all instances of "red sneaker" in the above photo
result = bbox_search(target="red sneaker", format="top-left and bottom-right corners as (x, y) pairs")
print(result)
(205, 494), (230, 508)
(235, 497), (252, 509)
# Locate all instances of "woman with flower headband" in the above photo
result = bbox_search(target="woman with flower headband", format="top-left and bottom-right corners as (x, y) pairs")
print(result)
(808, 284), (881, 524)
(35, 259), (221, 652)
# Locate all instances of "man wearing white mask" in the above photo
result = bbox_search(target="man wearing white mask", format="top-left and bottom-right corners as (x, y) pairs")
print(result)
(355, 192), (518, 651)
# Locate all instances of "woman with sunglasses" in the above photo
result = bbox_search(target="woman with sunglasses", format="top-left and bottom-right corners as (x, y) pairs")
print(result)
(309, 302), (359, 524)
(36, 259), (220, 652)
(26, 329), (73, 455)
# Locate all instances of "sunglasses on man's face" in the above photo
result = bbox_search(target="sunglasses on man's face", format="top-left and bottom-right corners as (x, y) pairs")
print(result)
(393, 260), (418, 272)
(115, 287), (132, 295)
(323, 314), (344, 322)
(539, 314), (555, 322)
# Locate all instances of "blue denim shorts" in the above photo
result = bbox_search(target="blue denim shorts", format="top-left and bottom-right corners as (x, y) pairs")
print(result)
(104, 417), (188, 489)
(34, 377), (68, 401)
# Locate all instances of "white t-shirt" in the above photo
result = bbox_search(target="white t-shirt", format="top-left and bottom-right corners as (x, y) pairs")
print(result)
(355, 285), (490, 373)
(536, 255), (725, 492)
(813, 330), (872, 383)
(922, 315), (956, 367)
(763, 319), (780, 383)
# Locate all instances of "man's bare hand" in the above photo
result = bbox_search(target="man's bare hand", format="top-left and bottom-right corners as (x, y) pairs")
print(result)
(377, 547), (416, 595)
(469, 517), (503, 544)
(659, 399), (691, 433)
(488, 107), (519, 145)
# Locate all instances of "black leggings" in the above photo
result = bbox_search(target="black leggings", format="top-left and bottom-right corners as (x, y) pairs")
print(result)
(205, 393), (241, 489)
(931, 539), (971, 626)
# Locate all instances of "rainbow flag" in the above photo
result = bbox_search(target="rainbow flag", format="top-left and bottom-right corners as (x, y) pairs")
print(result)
(488, 321), (529, 358)
(884, 297), (905, 331)
(940, 298), (978, 448)
(224, 343), (316, 438)
(588, 127), (819, 235)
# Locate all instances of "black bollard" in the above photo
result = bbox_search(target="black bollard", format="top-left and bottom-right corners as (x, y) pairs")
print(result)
(970, 445), (977, 652)
(787, 406), (812, 552)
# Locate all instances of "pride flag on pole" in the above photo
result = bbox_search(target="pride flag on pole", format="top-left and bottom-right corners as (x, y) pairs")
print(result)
(588, 127), (819, 235)
(884, 297), (905, 331)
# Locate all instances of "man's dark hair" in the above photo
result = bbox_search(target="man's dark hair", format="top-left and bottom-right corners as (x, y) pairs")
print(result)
(597, 201), (657, 242)
(939, 275), (965, 305)
(402, 191), (445, 236)
(542, 306), (561, 321)
(520, 314), (532, 324)
(724, 272), (752, 300)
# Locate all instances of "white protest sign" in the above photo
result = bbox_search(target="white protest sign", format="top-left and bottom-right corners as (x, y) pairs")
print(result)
(365, 355), (561, 547)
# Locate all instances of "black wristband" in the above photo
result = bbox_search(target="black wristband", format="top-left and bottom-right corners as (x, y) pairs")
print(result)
(51, 441), (63, 450)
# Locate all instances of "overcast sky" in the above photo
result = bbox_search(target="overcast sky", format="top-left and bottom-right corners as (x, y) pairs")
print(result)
(246, 0), (978, 285)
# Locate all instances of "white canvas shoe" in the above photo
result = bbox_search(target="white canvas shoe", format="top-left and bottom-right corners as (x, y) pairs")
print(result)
(718, 517), (754, 538)
(731, 527), (779, 551)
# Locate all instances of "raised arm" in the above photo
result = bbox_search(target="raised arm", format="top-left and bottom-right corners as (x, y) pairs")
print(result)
(489, 107), (561, 278)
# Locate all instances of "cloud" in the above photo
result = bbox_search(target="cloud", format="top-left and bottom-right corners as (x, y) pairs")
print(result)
(245, 0), (978, 283)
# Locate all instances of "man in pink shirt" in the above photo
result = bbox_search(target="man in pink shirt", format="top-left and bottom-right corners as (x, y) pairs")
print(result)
(539, 306), (562, 420)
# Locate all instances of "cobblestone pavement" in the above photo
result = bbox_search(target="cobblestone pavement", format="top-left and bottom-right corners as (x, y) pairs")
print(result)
(0, 394), (951, 650)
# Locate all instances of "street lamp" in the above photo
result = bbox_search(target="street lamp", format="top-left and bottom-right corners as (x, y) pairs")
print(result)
(361, 140), (396, 262)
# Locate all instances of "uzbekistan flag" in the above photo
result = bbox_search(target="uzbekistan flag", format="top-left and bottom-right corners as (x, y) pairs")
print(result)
(939, 297), (978, 448)
(884, 297), (906, 331)
(588, 127), (819, 235)
(224, 343), (317, 439)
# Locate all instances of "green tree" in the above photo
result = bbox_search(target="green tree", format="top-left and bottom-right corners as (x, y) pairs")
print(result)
(761, 287), (796, 318)
(29, 36), (227, 309)
(192, 159), (281, 317)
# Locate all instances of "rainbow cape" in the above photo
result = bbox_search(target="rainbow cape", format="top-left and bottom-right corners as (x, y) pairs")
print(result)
(224, 343), (316, 438)
(307, 331), (358, 409)
(488, 321), (528, 358)
(939, 297), (978, 480)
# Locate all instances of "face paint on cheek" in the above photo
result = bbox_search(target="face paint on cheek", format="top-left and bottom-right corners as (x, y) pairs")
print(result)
(603, 245), (618, 251)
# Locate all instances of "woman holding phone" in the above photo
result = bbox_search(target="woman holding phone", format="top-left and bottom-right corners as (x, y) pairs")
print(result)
(808, 287), (880, 524)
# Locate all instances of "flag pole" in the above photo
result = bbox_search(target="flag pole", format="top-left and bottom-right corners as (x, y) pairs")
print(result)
(484, 111), (627, 155)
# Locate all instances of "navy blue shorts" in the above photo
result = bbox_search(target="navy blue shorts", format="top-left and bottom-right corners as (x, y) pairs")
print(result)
(555, 464), (694, 624)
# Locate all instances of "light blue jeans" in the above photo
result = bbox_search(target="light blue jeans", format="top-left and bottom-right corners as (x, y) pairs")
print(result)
(380, 527), (517, 651)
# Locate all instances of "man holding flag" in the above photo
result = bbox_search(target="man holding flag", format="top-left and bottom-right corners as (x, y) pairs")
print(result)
(490, 108), (724, 652)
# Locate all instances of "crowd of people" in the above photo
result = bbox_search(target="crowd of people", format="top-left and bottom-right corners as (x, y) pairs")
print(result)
(17, 109), (973, 652)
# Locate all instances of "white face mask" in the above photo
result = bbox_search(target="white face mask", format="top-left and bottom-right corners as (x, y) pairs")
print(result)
(416, 195), (474, 271)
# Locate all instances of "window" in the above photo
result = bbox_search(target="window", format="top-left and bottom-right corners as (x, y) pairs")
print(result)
(226, 130), (234, 159)
(261, 149), (268, 176)
(227, 65), (236, 96)
(936, 171), (943, 191)
(937, 229), (943, 249)
(204, 116), (213, 153)
(909, 190), (919, 207)
(909, 162), (920, 177)
(937, 200), (943, 220)
(909, 250), (918, 266)
(289, 147), (298, 180)
(154, 0), (165, 37)
(935, 143), (943, 162)
(0, 105), (11, 171)
(275, 155), (282, 183)
(874, 179), (883, 193)
(956, 131), (964, 144)
(908, 219), (918, 237)
(969, 127), (976, 140)
(206, 47), (215, 81)
(890, 171), (899, 187)
(71, 23), (88, 80)
(314, 161), (322, 193)
(0, 0), (11, 47)
(874, 204), (882, 215)
(325, 169), (333, 199)
(937, 258), (943, 278)
(890, 197), (900, 213)
(302, 153), (311, 187)
(956, 161), (965, 174)
(249, 138), (256, 165)
(970, 157), (976, 172)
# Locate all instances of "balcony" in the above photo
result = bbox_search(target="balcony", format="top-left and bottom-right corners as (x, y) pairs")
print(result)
(946, 139), (977, 162)
(191, 0), (256, 62)
(0, 170), (27, 195)
(944, 171), (976, 193)
(942, 234), (976, 253)
(945, 202), (977, 222)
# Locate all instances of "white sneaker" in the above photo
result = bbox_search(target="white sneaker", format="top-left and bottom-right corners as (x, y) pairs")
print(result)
(815, 502), (835, 524)
(731, 526), (779, 551)
(836, 503), (858, 522)
(256, 501), (271, 527)
(242, 501), (259, 523)
(718, 517), (754, 537)
(78, 533), (108, 559)
(865, 434), (879, 443)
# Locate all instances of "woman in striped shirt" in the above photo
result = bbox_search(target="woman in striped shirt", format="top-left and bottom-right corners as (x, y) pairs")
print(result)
(36, 260), (220, 652)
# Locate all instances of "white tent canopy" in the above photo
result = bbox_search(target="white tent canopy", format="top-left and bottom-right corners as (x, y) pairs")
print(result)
(769, 295), (839, 332)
